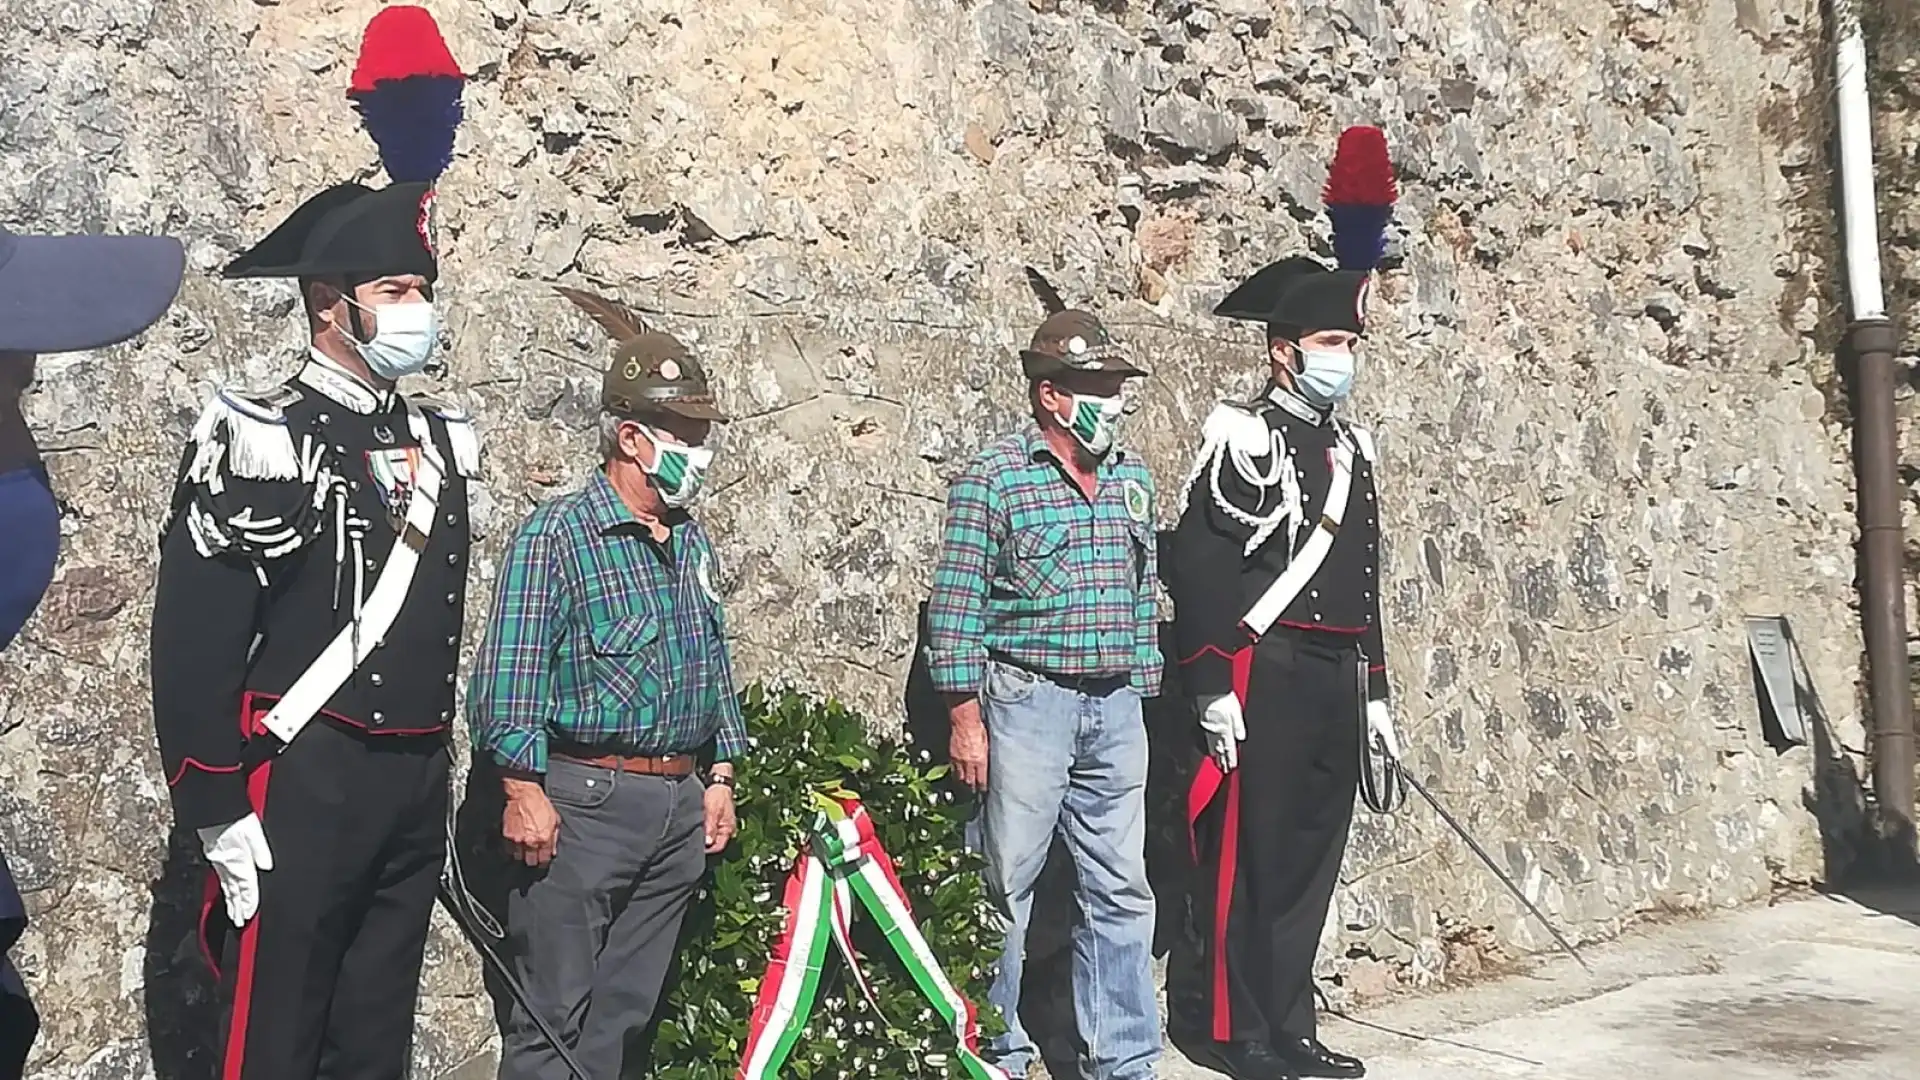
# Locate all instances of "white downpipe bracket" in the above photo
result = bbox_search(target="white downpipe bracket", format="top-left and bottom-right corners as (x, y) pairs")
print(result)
(1833, 0), (1888, 323)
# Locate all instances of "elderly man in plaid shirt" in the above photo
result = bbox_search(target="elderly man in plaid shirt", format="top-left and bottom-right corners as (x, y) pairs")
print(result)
(926, 306), (1162, 1080)
(467, 290), (745, 1080)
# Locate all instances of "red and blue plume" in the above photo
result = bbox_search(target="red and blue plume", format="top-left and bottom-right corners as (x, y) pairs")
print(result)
(348, 6), (466, 185)
(1321, 125), (1398, 272)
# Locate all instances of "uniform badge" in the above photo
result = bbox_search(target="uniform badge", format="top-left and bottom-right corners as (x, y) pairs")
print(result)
(696, 551), (722, 605)
(1122, 478), (1150, 523)
(365, 448), (420, 517)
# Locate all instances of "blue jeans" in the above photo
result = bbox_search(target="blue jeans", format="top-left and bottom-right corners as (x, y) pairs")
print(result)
(976, 659), (1159, 1080)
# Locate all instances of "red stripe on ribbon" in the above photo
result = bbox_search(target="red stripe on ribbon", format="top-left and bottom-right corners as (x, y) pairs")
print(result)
(738, 856), (813, 1076)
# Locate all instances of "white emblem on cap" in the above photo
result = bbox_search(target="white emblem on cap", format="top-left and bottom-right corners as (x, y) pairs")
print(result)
(1067, 336), (1087, 355)
(1355, 275), (1372, 328)
(660, 358), (681, 380)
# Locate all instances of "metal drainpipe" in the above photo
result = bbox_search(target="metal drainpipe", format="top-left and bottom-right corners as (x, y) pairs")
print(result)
(1852, 319), (1914, 850)
(1834, 0), (1915, 855)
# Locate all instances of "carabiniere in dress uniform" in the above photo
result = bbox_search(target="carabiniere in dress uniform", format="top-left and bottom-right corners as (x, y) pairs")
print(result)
(147, 9), (479, 1078)
(1163, 126), (1406, 1080)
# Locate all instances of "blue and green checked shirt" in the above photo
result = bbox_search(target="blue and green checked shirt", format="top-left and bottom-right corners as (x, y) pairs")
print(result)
(467, 470), (748, 774)
(926, 425), (1161, 697)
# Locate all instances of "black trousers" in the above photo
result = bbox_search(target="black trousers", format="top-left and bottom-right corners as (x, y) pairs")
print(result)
(201, 713), (450, 1080)
(1169, 630), (1363, 1046)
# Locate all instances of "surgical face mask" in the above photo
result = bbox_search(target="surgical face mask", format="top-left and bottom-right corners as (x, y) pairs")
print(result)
(1293, 346), (1355, 407)
(641, 428), (716, 508)
(1056, 391), (1124, 457)
(343, 298), (439, 381)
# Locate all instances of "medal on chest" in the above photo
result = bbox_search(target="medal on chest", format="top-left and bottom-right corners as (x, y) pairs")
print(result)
(365, 447), (421, 522)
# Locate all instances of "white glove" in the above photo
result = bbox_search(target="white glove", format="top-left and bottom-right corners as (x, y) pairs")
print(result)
(197, 813), (274, 926)
(1199, 694), (1247, 772)
(1366, 700), (1401, 761)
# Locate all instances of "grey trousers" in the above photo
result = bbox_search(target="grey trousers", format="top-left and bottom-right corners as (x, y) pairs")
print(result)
(497, 760), (707, 1080)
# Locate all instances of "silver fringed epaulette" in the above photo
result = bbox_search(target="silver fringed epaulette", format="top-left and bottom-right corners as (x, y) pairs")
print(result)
(411, 393), (482, 479)
(189, 385), (303, 481)
(174, 383), (336, 562)
(1177, 399), (1305, 558)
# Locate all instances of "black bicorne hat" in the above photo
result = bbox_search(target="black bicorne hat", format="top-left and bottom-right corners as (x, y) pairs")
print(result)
(222, 181), (441, 283)
(1213, 256), (1373, 337)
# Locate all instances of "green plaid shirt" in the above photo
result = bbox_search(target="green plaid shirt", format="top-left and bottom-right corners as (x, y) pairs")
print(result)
(467, 470), (748, 774)
(926, 425), (1161, 697)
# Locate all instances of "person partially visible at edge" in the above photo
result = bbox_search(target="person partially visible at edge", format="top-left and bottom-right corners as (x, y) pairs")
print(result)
(465, 293), (746, 1080)
(1162, 256), (1400, 1080)
(146, 181), (483, 1079)
(0, 222), (183, 1079)
(0, 224), (184, 649)
(924, 307), (1164, 1080)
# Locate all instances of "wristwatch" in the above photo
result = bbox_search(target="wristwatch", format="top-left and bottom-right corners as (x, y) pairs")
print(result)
(707, 772), (736, 790)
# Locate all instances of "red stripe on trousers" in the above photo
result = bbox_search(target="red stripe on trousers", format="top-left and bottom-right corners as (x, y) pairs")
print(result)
(1184, 646), (1252, 1043)
(220, 697), (275, 1080)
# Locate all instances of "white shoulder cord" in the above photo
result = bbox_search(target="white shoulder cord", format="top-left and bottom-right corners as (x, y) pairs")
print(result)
(1181, 426), (1304, 558)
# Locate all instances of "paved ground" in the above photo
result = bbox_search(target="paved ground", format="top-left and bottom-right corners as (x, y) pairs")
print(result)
(1154, 884), (1920, 1080)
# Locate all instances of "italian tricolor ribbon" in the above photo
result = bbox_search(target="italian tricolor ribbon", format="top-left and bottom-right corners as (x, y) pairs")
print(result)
(736, 792), (1007, 1080)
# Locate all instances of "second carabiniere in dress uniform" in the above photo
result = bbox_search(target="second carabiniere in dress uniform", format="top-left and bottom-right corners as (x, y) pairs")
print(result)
(148, 177), (482, 1079)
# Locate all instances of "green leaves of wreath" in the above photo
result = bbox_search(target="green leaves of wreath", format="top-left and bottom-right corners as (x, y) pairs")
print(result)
(648, 686), (1008, 1080)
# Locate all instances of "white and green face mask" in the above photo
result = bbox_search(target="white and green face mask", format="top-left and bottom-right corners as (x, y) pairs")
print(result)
(1058, 392), (1124, 457)
(641, 429), (716, 508)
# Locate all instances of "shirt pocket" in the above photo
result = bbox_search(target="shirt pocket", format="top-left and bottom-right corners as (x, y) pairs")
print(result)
(1010, 522), (1072, 600)
(588, 613), (664, 720)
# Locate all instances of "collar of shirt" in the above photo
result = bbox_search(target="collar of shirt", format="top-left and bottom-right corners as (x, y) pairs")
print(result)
(298, 348), (394, 415)
(583, 468), (689, 539)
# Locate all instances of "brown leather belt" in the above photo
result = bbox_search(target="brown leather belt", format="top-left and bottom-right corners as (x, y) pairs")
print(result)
(551, 750), (697, 777)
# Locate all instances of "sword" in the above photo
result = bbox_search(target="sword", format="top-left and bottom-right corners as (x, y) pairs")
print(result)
(1393, 766), (1592, 973)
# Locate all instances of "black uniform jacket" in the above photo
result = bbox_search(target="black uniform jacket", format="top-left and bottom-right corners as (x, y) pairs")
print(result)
(1165, 387), (1389, 703)
(149, 352), (479, 831)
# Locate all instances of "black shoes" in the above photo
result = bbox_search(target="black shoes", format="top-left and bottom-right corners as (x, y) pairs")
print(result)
(1270, 1035), (1365, 1078)
(1168, 1025), (1300, 1080)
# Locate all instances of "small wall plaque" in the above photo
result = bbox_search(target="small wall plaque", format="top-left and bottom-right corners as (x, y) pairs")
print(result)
(1746, 615), (1812, 748)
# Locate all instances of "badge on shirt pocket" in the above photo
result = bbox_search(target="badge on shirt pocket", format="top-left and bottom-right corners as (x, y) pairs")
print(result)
(1122, 478), (1150, 524)
(365, 448), (420, 518)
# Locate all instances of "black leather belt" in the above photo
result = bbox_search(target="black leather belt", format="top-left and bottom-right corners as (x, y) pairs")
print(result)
(991, 653), (1130, 696)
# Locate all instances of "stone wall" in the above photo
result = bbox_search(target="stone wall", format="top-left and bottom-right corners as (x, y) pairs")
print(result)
(0, 0), (1881, 1075)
